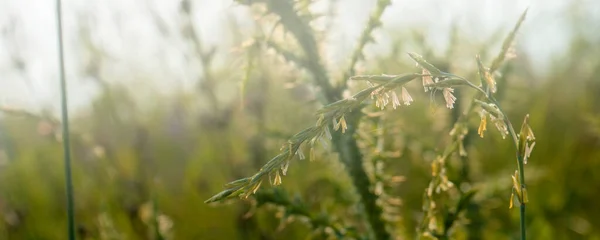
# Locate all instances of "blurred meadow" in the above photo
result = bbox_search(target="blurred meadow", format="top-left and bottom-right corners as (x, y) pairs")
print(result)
(1, 0), (600, 239)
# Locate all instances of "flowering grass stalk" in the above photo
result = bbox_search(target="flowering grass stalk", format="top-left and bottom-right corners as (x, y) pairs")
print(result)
(207, 1), (531, 239)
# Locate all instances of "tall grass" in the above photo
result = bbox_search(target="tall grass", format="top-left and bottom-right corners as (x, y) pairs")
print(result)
(206, 1), (532, 239)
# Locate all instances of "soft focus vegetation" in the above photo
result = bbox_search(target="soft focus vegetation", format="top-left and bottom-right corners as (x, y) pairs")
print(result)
(1, 0), (600, 239)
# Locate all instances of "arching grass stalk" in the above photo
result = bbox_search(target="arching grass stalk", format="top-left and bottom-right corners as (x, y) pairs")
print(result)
(410, 41), (532, 239)
(410, 8), (529, 238)
(55, 0), (76, 239)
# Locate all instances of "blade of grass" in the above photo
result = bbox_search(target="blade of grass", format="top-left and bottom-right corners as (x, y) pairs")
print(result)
(55, 0), (76, 239)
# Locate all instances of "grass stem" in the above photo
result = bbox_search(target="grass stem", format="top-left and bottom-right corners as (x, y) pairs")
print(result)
(55, 0), (76, 239)
(332, 112), (390, 240)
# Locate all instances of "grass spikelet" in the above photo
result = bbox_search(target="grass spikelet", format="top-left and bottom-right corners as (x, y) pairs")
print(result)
(489, 8), (528, 72)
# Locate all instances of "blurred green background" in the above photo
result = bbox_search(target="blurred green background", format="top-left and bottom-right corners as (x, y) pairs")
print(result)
(1, 0), (599, 239)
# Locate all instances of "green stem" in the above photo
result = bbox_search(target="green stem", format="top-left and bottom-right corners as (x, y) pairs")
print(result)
(456, 78), (526, 239)
(332, 112), (390, 240)
(517, 154), (526, 240)
(483, 93), (527, 240)
(55, 0), (76, 239)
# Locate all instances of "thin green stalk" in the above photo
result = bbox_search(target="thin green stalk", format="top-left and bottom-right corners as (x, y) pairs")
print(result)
(472, 86), (527, 240)
(331, 112), (390, 240)
(434, 68), (527, 239)
(517, 155), (526, 240)
(495, 100), (526, 240)
(55, 0), (76, 239)
(482, 10), (530, 237)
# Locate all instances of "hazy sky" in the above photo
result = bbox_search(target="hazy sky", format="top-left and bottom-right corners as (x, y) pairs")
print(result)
(0, 0), (597, 114)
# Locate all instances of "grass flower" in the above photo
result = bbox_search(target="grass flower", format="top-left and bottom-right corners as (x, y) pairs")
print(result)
(491, 116), (509, 139)
(371, 87), (389, 109)
(391, 91), (401, 109)
(334, 115), (348, 133)
(296, 149), (305, 160)
(401, 87), (413, 105)
(510, 170), (528, 208)
(272, 171), (282, 186)
(476, 101), (510, 139)
(281, 160), (290, 175)
(422, 68), (434, 92)
(518, 115), (536, 164)
(524, 142), (535, 164)
(442, 88), (457, 109)
(485, 70), (497, 93)
(506, 44), (517, 60)
(309, 145), (316, 161)
(478, 110), (488, 138)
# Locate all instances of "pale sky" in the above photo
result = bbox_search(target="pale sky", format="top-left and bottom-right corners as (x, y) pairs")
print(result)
(0, 0), (597, 115)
